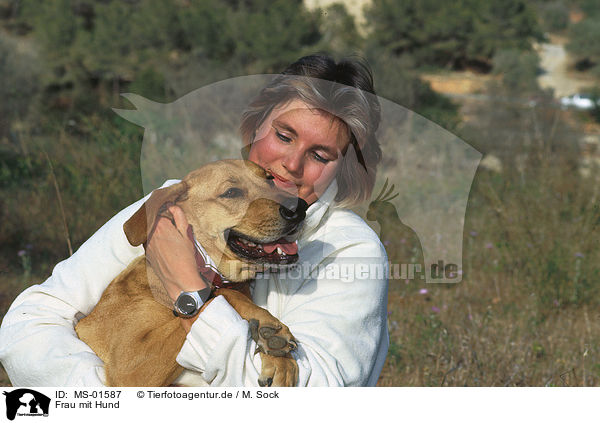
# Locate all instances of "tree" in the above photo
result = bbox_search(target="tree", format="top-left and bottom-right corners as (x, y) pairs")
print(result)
(367, 54), (460, 130)
(365, 0), (543, 71)
(0, 35), (39, 137)
(567, 17), (600, 75)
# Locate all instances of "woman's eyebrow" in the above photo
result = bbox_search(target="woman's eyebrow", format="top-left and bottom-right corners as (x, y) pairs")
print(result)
(272, 120), (298, 137)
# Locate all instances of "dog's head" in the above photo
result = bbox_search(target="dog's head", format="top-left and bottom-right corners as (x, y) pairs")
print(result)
(123, 159), (307, 282)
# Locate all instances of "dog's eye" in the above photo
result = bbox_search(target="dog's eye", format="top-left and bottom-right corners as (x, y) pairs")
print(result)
(220, 187), (243, 198)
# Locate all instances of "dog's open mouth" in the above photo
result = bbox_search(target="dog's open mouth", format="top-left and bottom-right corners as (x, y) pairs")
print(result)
(225, 229), (299, 265)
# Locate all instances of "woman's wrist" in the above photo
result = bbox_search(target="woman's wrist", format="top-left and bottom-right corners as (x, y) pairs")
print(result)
(166, 272), (210, 303)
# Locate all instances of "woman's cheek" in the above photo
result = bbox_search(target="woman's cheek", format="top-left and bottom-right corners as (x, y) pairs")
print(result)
(310, 164), (338, 195)
(249, 135), (281, 166)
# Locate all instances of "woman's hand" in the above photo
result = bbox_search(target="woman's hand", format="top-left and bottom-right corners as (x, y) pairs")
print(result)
(145, 206), (209, 332)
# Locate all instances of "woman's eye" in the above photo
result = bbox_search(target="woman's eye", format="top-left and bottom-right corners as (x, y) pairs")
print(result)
(312, 152), (330, 164)
(220, 187), (243, 198)
(275, 130), (292, 143)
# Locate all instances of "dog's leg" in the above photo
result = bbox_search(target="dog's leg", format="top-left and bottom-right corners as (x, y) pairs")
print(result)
(104, 305), (186, 387)
(256, 352), (298, 387)
(77, 258), (187, 387)
(213, 288), (298, 387)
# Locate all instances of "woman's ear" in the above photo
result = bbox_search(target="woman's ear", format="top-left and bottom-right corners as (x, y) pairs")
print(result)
(123, 181), (188, 246)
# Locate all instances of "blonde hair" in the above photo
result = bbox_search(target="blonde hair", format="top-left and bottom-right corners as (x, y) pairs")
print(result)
(240, 55), (382, 207)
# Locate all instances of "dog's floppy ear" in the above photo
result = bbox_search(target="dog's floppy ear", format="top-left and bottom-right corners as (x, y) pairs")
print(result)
(123, 181), (189, 246)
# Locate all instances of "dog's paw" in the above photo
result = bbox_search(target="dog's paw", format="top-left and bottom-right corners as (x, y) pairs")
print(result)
(257, 352), (298, 387)
(249, 318), (297, 357)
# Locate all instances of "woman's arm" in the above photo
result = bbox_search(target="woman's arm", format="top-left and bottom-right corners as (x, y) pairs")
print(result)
(0, 194), (151, 386)
(175, 218), (389, 387)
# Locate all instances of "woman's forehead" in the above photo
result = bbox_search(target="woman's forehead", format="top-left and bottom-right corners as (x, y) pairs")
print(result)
(271, 99), (349, 145)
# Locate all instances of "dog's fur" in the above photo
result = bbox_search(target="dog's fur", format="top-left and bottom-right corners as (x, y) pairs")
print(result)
(75, 160), (302, 387)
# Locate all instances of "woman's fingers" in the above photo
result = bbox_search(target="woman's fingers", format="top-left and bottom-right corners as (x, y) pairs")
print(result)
(169, 205), (190, 237)
(145, 206), (209, 301)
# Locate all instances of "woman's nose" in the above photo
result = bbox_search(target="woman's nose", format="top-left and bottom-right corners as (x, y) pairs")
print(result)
(282, 150), (303, 175)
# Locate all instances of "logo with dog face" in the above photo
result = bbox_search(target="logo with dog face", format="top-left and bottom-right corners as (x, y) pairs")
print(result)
(3, 389), (50, 420)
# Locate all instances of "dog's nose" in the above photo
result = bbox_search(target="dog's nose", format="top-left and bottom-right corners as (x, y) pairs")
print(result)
(279, 198), (308, 223)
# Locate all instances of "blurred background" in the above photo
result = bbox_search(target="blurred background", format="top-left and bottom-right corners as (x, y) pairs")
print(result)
(0, 0), (599, 386)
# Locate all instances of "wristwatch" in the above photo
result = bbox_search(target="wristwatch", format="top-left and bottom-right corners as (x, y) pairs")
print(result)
(173, 288), (212, 318)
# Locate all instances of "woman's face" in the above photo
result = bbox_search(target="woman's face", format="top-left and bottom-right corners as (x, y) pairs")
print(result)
(248, 99), (349, 205)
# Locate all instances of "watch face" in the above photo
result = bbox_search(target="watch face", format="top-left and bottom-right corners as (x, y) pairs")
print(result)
(175, 294), (197, 315)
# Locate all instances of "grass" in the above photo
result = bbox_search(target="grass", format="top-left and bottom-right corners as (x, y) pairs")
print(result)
(0, 83), (598, 388)
(376, 126), (600, 386)
(377, 268), (599, 386)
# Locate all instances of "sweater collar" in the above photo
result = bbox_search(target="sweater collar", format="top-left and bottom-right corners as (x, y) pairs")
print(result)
(300, 178), (337, 238)
(186, 226), (232, 288)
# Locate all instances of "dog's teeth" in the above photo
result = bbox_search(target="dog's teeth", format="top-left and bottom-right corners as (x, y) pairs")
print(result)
(247, 241), (256, 247)
(277, 247), (283, 255)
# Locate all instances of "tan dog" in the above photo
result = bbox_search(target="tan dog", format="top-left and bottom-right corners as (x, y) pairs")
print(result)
(75, 160), (306, 387)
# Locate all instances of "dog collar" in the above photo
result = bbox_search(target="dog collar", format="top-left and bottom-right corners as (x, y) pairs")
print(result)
(186, 226), (232, 289)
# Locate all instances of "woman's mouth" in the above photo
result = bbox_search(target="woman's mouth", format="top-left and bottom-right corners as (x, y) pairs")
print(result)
(268, 171), (298, 191)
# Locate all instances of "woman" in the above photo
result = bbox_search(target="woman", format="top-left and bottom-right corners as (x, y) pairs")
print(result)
(0, 54), (389, 386)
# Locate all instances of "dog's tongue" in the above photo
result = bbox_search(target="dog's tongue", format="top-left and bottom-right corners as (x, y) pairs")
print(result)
(262, 238), (298, 255)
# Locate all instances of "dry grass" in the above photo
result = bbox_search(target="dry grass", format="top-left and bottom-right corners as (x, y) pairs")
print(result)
(0, 99), (598, 388)
(377, 268), (599, 386)
(2, 156), (599, 388)
(376, 137), (600, 386)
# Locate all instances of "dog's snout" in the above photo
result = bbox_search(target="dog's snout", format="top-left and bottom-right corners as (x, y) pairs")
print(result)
(279, 198), (308, 223)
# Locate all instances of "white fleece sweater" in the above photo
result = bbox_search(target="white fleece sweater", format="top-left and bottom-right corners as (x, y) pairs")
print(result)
(0, 180), (389, 386)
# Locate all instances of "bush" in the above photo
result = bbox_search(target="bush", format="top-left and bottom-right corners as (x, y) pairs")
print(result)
(0, 116), (143, 273)
(365, 0), (543, 71)
(368, 54), (461, 130)
(537, 1), (570, 33)
(567, 17), (600, 74)
(492, 49), (540, 94)
(0, 36), (40, 137)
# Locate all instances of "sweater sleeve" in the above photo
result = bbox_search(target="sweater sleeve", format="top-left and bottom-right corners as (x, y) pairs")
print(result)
(176, 226), (389, 387)
(0, 196), (148, 386)
(176, 295), (264, 386)
(284, 235), (389, 386)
